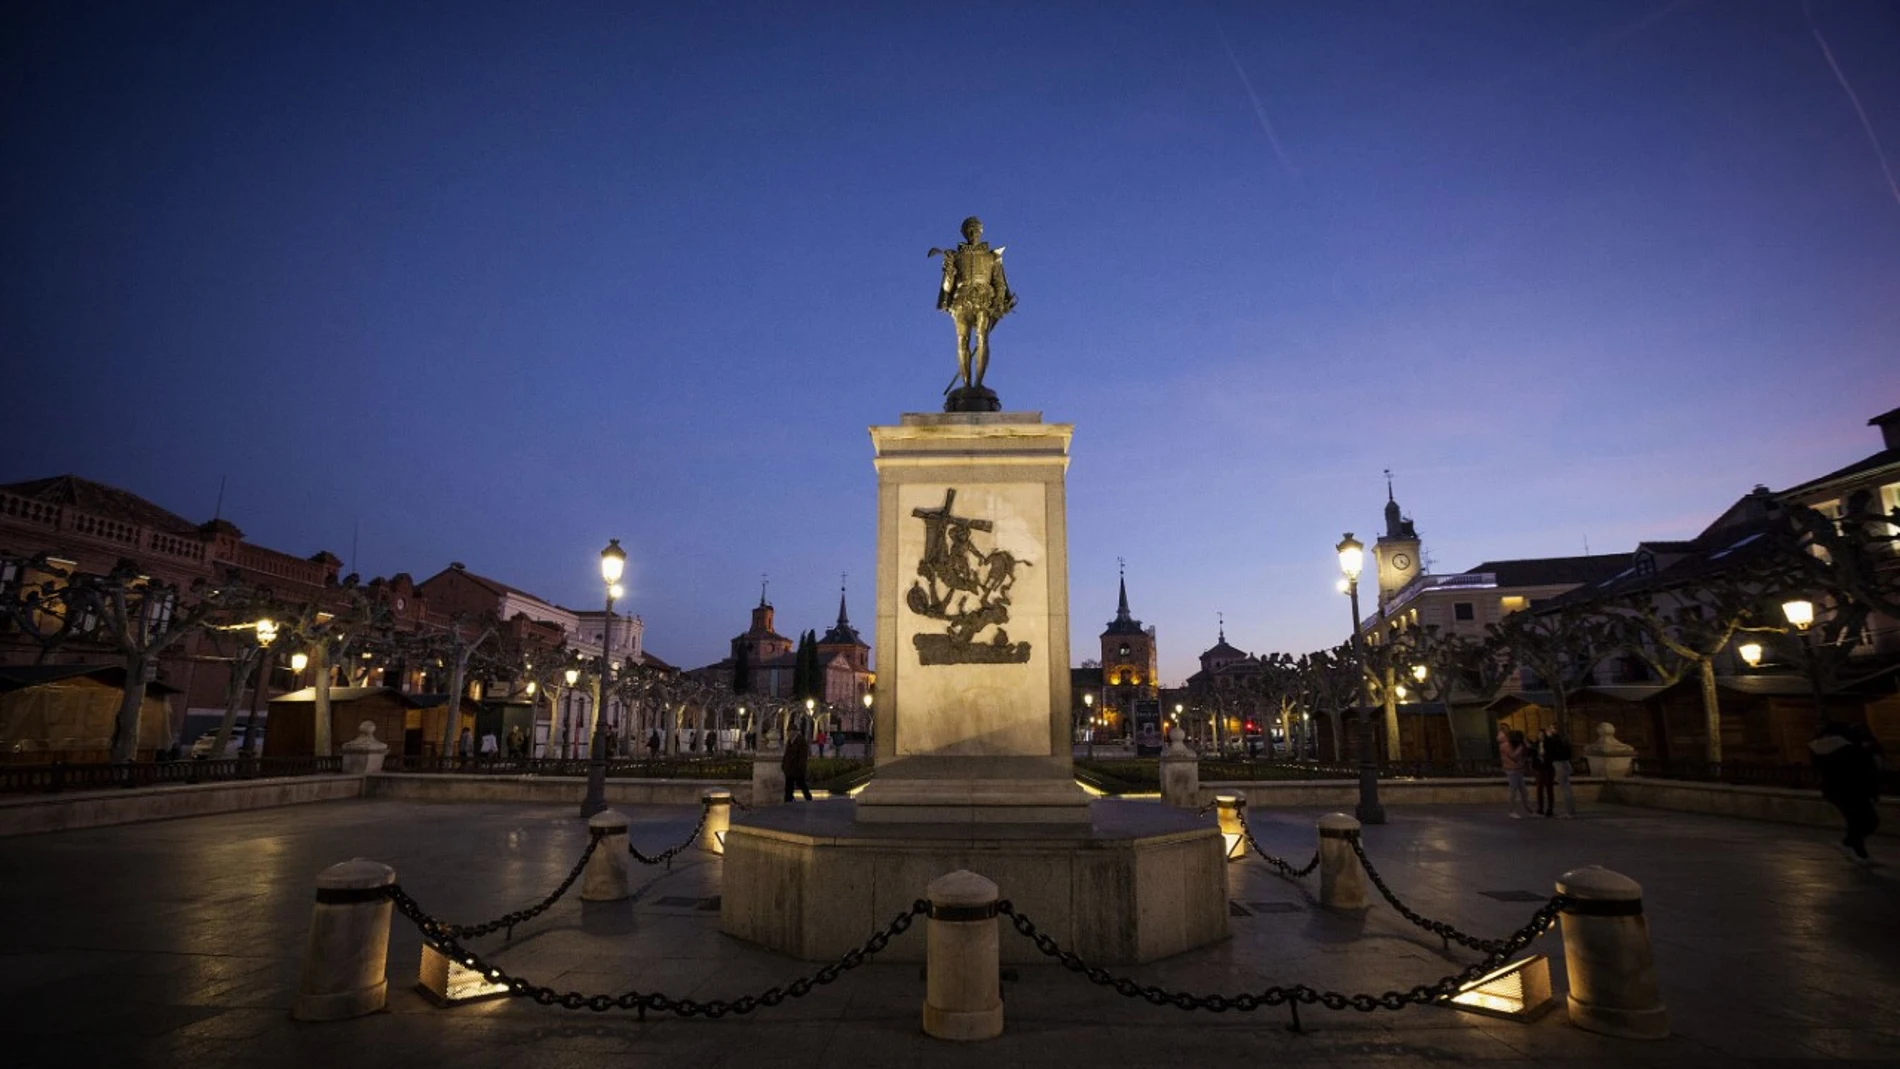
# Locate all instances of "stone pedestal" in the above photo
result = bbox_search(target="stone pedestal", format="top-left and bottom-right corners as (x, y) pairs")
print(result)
(293, 858), (395, 1021)
(1317, 813), (1367, 910)
(722, 799), (1226, 964)
(1557, 866), (1668, 1039)
(751, 751), (785, 808)
(854, 413), (1090, 824)
(340, 721), (389, 776)
(581, 809), (630, 901)
(922, 870), (1004, 1041)
(1159, 729), (1199, 809)
(1585, 723), (1636, 780)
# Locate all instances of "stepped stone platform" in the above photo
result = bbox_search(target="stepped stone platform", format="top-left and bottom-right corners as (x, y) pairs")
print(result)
(721, 797), (1227, 964)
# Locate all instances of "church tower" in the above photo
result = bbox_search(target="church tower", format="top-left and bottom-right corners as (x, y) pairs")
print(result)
(1099, 563), (1158, 706)
(1372, 472), (1421, 611)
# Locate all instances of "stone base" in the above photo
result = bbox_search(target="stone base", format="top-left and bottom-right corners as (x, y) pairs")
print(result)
(293, 979), (386, 1022)
(854, 756), (1093, 824)
(1568, 995), (1671, 1040)
(721, 799), (1227, 964)
(923, 1001), (1004, 1041)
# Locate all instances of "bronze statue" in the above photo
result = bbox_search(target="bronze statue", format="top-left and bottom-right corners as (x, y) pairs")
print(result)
(929, 217), (1017, 407)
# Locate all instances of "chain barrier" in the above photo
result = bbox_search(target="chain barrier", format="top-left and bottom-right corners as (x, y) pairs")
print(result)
(1234, 809), (1319, 879)
(628, 809), (708, 867)
(419, 828), (605, 940)
(389, 884), (927, 1016)
(995, 894), (1566, 1026)
(1346, 834), (1506, 954)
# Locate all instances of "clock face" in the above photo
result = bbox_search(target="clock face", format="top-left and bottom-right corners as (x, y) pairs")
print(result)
(1392, 554), (1412, 571)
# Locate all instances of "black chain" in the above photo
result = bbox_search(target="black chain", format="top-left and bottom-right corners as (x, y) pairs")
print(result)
(389, 884), (927, 1016)
(421, 829), (604, 939)
(628, 809), (709, 866)
(995, 894), (1567, 1015)
(1234, 808), (1320, 879)
(1347, 834), (1504, 954)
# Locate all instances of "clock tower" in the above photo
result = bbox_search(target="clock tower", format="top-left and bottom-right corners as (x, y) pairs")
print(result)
(1372, 472), (1421, 611)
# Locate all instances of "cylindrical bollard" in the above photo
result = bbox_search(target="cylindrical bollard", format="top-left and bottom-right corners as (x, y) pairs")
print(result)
(1159, 728), (1199, 808)
(293, 858), (395, 1021)
(1317, 813), (1366, 910)
(922, 869), (1004, 1041)
(700, 789), (732, 853)
(1557, 866), (1668, 1039)
(581, 809), (630, 901)
(1215, 793), (1245, 860)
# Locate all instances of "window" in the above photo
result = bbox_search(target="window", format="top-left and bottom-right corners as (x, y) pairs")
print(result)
(1454, 602), (1474, 621)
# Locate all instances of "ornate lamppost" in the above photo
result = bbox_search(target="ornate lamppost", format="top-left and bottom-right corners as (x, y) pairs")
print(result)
(1782, 598), (1826, 723)
(1337, 533), (1385, 824)
(580, 539), (627, 818)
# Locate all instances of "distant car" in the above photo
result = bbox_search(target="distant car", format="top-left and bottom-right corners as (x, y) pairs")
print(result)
(190, 727), (261, 757)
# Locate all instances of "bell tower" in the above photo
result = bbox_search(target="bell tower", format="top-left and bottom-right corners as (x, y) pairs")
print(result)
(1372, 471), (1421, 611)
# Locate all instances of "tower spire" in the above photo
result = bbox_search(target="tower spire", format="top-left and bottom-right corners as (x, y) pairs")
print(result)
(1115, 557), (1131, 621)
(759, 573), (769, 607)
(837, 572), (850, 626)
(1217, 611), (1225, 644)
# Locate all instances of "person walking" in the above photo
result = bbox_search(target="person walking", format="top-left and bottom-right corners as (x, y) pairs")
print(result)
(1813, 719), (1883, 865)
(782, 725), (813, 802)
(1542, 725), (1576, 818)
(479, 730), (499, 762)
(457, 727), (473, 765)
(1499, 727), (1533, 818)
(1532, 727), (1556, 817)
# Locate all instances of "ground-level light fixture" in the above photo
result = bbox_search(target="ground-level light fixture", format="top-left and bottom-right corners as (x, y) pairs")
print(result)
(417, 943), (509, 1006)
(1447, 954), (1555, 1021)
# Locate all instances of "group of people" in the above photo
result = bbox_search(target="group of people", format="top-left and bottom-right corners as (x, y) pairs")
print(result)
(1497, 723), (1575, 819)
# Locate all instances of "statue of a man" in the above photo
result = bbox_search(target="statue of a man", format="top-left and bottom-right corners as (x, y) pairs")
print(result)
(930, 217), (1017, 395)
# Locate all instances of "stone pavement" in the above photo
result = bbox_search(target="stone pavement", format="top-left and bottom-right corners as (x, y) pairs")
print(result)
(2, 796), (1897, 1068)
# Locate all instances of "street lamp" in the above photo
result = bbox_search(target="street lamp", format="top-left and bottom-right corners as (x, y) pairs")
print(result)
(1337, 532), (1384, 824)
(239, 618), (278, 759)
(1737, 642), (1763, 668)
(581, 538), (627, 818)
(862, 692), (873, 756)
(1782, 598), (1826, 723)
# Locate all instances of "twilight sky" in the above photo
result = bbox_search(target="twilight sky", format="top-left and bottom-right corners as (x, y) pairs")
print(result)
(4, 1), (1897, 684)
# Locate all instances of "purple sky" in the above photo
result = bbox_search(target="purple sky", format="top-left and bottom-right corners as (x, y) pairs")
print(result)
(5, 1), (1897, 684)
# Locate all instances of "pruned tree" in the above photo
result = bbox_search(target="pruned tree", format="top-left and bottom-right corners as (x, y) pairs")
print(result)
(1487, 604), (1618, 744)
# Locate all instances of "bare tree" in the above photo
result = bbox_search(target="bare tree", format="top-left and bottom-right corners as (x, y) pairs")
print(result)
(1487, 604), (1617, 745)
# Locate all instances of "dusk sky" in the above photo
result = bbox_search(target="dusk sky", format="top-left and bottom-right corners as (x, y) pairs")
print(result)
(5, 1), (1897, 684)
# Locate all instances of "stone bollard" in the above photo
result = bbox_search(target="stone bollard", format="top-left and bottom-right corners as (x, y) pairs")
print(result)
(751, 749), (785, 808)
(922, 870), (1004, 1041)
(293, 858), (396, 1021)
(1557, 866), (1669, 1039)
(581, 809), (630, 901)
(1316, 813), (1367, 910)
(340, 720), (389, 776)
(1159, 728), (1199, 809)
(1214, 793), (1246, 860)
(700, 789), (732, 854)
(1585, 722), (1635, 780)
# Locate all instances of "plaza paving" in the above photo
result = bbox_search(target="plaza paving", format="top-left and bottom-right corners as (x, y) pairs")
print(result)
(2, 795), (1898, 1068)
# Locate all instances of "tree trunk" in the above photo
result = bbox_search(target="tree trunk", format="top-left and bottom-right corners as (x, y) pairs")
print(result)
(312, 643), (334, 757)
(212, 650), (252, 756)
(1698, 657), (1722, 764)
(1328, 708), (1344, 761)
(1382, 664), (1402, 762)
(440, 650), (468, 755)
(241, 652), (270, 757)
(1278, 708), (1291, 758)
(109, 653), (151, 763)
